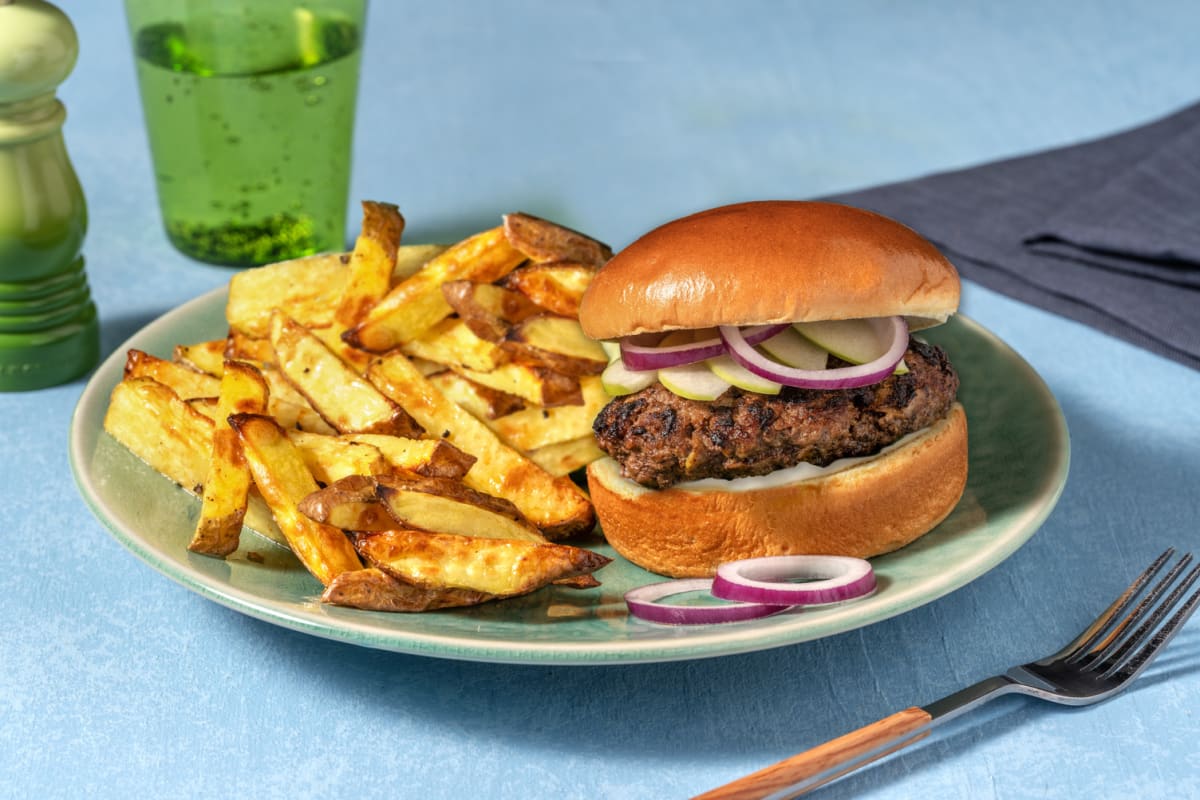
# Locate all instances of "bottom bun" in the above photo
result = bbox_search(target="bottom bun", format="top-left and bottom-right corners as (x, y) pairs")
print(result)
(587, 403), (968, 578)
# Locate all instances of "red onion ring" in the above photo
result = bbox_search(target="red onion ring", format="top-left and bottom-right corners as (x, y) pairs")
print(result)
(620, 324), (789, 371)
(711, 555), (876, 606)
(719, 316), (908, 389)
(624, 579), (790, 625)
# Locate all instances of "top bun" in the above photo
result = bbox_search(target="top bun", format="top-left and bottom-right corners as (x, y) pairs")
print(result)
(579, 201), (960, 341)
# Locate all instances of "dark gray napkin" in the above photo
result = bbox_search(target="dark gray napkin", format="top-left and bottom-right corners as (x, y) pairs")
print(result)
(824, 101), (1200, 370)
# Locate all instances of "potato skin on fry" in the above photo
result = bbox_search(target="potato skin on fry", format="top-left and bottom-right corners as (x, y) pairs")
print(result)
(355, 528), (611, 597)
(321, 567), (496, 612)
(502, 212), (612, 267)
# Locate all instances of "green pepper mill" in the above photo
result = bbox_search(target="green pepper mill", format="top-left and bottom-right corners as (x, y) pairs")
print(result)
(0, 0), (98, 391)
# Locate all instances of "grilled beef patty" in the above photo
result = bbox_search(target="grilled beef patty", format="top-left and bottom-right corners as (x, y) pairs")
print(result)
(592, 338), (959, 489)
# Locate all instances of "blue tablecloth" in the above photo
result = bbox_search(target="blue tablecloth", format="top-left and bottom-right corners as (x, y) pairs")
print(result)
(5, 2), (1199, 798)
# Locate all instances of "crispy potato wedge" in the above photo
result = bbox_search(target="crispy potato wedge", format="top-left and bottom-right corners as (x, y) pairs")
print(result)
(125, 349), (220, 399)
(105, 377), (288, 548)
(189, 361), (270, 557)
(498, 260), (595, 317)
(344, 226), (526, 352)
(440, 280), (543, 342)
(502, 314), (607, 376)
(271, 312), (424, 437)
(355, 528), (610, 597)
(227, 252), (349, 338)
(226, 245), (449, 339)
(321, 567), (495, 612)
(334, 200), (405, 329)
(375, 473), (543, 542)
(453, 362), (582, 408)
(525, 435), (607, 477)
(228, 413), (362, 585)
(367, 352), (595, 539)
(502, 212), (612, 267)
(489, 375), (607, 451)
(173, 339), (228, 377)
(342, 433), (476, 479)
(287, 431), (398, 485)
(296, 474), (396, 531)
(224, 331), (276, 364)
(105, 377), (213, 494)
(427, 370), (526, 421)
(400, 317), (509, 372)
(301, 473), (544, 542)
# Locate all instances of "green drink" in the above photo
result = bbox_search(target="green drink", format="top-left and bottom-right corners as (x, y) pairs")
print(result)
(127, 2), (364, 266)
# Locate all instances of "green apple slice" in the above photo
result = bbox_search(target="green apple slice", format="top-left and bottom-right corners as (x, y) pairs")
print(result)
(793, 319), (909, 375)
(599, 340), (621, 362)
(600, 357), (657, 396)
(658, 361), (731, 401)
(707, 354), (782, 395)
(758, 327), (828, 370)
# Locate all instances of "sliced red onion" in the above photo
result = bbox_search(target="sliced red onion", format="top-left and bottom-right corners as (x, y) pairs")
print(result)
(719, 316), (908, 389)
(620, 324), (789, 371)
(624, 578), (790, 625)
(711, 555), (876, 606)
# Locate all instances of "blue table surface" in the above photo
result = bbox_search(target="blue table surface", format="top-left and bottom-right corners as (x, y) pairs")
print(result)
(5, 2), (1200, 798)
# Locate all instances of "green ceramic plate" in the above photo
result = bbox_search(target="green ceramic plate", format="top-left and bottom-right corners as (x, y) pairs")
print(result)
(70, 286), (1069, 664)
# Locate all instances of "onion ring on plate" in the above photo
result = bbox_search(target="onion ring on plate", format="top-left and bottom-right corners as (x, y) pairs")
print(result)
(624, 579), (790, 625)
(711, 555), (876, 606)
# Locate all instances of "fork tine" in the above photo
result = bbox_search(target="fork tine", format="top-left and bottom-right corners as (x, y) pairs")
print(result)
(1097, 562), (1200, 680)
(1079, 554), (1195, 669)
(1058, 548), (1174, 664)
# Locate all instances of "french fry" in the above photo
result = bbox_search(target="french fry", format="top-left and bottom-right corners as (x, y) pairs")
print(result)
(228, 413), (362, 585)
(227, 251), (350, 338)
(440, 279), (543, 342)
(400, 317), (509, 371)
(502, 314), (607, 376)
(499, 260), (595, 317)
(104, 377), (213, 494)
(367, 351), (596, 539)
(286, 431), (397, 485)
(173, 339), (228, 377)
(105, 377), (289, 548)
(334, 200), (405, 329)
(427, 370), (526, 421)
(342, 433), (477, 479)
(375, 473), (543, 542)
(344, 226), (526, 352)
(296, 474), (396, 531)
(452, 362), (582, 408)
(124, 349), (220, 399)
(488, 375), (607, 452)
(300, 473), (544, 542)
(502, 212), (612, 267)
(270, 312), (424, 437)
(224, 331), (276, 364)
(354, 528), (611, 596)
(525, 435), (607, 477)
(321, 567), (495, 612)
(188, 361), (270, 557)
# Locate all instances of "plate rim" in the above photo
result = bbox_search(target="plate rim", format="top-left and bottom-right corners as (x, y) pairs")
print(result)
(69, 284), (1070, 665)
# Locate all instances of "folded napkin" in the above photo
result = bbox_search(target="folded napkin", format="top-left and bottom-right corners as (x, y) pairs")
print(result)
(825, 101), (1200, 370)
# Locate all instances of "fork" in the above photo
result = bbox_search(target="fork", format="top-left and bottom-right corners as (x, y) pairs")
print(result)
(695, 548), (1200, 800)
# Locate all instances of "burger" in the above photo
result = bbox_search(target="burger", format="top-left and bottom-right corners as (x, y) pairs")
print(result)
(578, 200), (967, 578)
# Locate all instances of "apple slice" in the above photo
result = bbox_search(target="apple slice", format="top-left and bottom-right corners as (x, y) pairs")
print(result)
(758, 327), (828, 370)
(600, 356), (656, 396)
(658, 361), (732, 401)
(707, 354), (782, 395)
(793, 319), (908, 375)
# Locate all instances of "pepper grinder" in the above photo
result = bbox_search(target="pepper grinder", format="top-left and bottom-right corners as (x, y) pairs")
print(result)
(0, 0), (98, 391)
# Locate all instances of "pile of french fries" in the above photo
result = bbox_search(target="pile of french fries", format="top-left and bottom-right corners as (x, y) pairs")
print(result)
(103, 203), (617, 612)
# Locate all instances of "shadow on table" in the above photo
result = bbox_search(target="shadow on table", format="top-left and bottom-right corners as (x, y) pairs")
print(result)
(204, 382), (1199, 790)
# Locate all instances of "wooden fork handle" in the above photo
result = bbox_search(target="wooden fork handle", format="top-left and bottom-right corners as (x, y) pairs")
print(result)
(694, 706), (933, 799)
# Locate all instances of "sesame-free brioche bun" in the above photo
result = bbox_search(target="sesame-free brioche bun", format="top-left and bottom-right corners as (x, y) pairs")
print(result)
(586, 404), (968, 578)
(578, 200), (960, 341)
